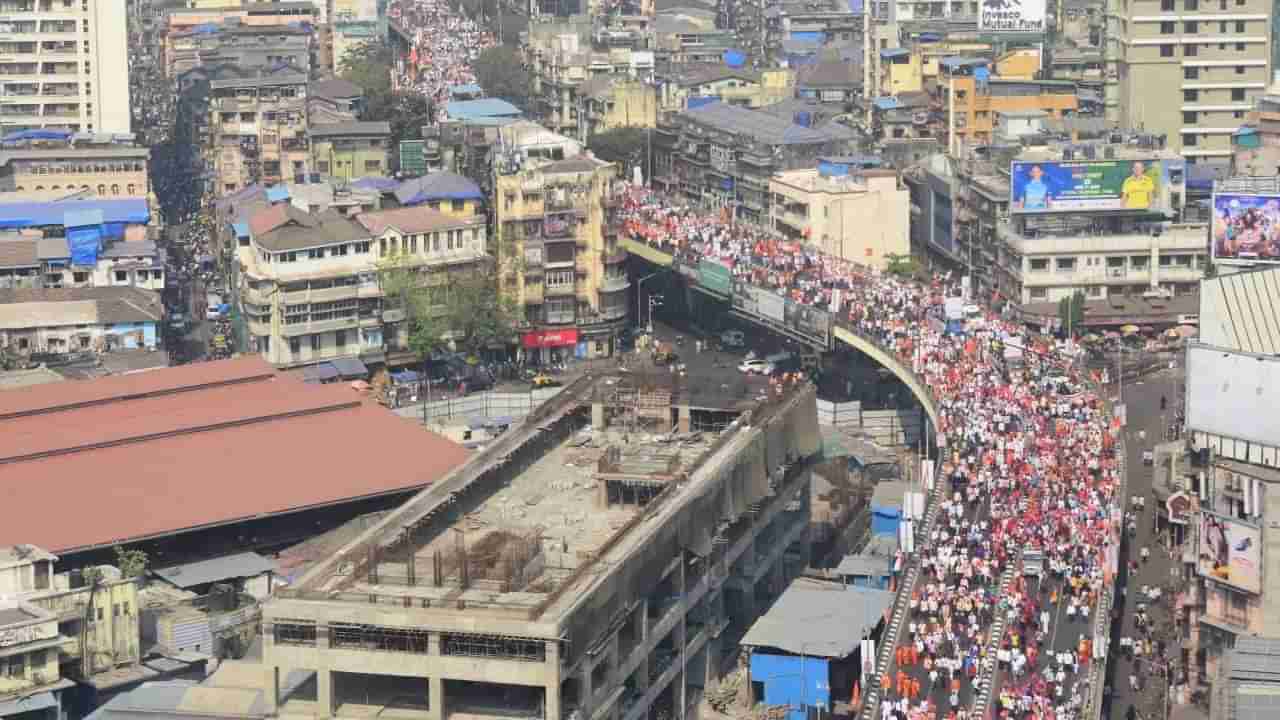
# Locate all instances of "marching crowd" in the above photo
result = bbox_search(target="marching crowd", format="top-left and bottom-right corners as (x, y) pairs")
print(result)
(390, 0), (497, 120)
(616, 185), (1122, 720)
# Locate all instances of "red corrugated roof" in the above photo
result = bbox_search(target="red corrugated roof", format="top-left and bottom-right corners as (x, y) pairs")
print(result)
(0, 357), (470, 553)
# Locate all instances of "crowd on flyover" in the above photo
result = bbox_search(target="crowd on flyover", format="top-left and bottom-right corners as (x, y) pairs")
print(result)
(390, 0), (497, 120)
(616, 185), (1122, 720)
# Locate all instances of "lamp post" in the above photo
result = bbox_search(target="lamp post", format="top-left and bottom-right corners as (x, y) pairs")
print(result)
(648, 295), (663, 335)
(637, 270), (667, 332)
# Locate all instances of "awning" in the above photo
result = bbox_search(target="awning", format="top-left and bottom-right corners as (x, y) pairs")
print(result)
(302, 363), (339, 383)
(329, 356), (368, 378)
(391, 369), (420, 383)
(0, 691), (58, 717)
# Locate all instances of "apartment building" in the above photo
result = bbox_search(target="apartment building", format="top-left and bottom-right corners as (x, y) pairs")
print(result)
(656, 66), (795, 113)
(940, 58), (1079, 150)
(493, 154), (628, 362)
(575, 76), (657, 141)
(237, 203), (489, 368)
(0, 134), (149, 198)
(166, 22), (312, 78)
(1230, 92), (1280, 175)
(0, 0), (130, 134)
(653, 101), (859, 223)
(309, 121), (392, 181)
(0, 236), (166, 291)
(1103, 0), (1273, 162)
(770, 163), (909, 269)
(207, 71), (311, 192)
(0, 286), (162, 355)
(161, 1), (318, 71)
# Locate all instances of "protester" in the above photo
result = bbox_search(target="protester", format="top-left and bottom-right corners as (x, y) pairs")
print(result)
(389, 0), (497, 120)
(617, 184), (1121, 720)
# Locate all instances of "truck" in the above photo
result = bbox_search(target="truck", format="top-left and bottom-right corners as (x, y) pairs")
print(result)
(1023, 548), (1045, 578)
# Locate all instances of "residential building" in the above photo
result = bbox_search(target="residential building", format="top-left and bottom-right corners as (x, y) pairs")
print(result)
(653, 10), (737, 69)
(795, 50), (863, 107)
(0, 357), (470, 562)
(0, 0), (131, 134)
(327, 18), (410, 75)
(1103, 0), (1273, 162)
(393, 173), (485, 217)
(309, 121), (392, 181)
(1230, 92), (1280, 175)
(1, 237), (167, 292)
(1209, 637), (1280, 720)
(940, 58), (1079, 150)
(161, 2), (319, 71)
(493, 154), (628, 361)
(166, 22), (313, 78)
(653, 101), (859, 223)
(261, 372), (819, 720)
(763, 0), (864, 65)
(656, 66), (795, 113)
(770, 163), (909, 269)
(0, 286), (163, 355)
(207, 70), (311, 192)
(0, 598), (73, 720)
(0, 134), (150, 199)
(575, 76), (658, 141)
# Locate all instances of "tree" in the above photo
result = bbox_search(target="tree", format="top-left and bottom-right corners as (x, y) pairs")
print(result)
(1057, 290), (1087, 336)
(378, 254), (519, 359)
(884, 253), (922, 279)
(112, 546), (148, 578)
(474, 45), (531, 110)
(338, 40), (393, 98)
(587, 128), (652, 182)
(340, 41), (435, 172)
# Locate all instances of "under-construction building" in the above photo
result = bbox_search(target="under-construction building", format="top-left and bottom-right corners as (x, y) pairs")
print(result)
(263, 370), (821, 720)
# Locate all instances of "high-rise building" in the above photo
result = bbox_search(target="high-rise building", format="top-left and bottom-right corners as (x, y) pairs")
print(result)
(1104, 0), (1273, 164)
(0, 0), (131, 134)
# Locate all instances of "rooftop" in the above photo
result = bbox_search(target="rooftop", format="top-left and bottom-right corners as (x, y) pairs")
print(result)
(445, 98), (523, 121)
(247, 205), (369, 252)
(1225, 637), (1280, 720)
(152, 552), (277, 589)
(741, 578), (894, 658)
(307, 121), (392, 138)
(356, 206), (483, 236)
(1199, 265), (1280, 355)
(0, 286), (162, 330)
(308, 76), (364, 101)
(0, 357), (470, 553)
(681, 102), (844, 146)
(394, 172), (484, 205)
(0, 198), (150, 229)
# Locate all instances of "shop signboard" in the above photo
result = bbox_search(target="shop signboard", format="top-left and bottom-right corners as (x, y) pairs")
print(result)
(980, 0), (1046, 32)
(1198, 511), (1261, 594)
(1010, 159), (1170, 214)
(522, 329), (580, 349)
(1211, 193), (1280, 264)
(697, 259), (732, 296)
(732, 282), (786, 324)
(784, 300), (831, 346)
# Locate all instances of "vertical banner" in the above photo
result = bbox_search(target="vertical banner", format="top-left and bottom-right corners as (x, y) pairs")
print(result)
(860, 639), (877, 683)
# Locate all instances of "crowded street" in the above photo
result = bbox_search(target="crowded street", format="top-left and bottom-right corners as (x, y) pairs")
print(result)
(616, 184), (1123, 720)
(390, 0), (497, 118)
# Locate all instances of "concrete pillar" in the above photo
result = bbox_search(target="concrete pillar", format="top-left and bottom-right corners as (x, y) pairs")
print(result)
(580, 664), (595, 718)
(1150, 243), (1160, 290)
(264, 666), (280, 715)
(317, 669), (334, 718)
(429, 676), (444, 720)
(677, 405), (691, 433)
(545, 641), (563, 720)
(592, 402), (606, 430)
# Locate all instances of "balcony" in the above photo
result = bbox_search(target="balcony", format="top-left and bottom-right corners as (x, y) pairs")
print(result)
(543, 218), (575, 240)
(545, 282), (576, 297)
(524, 283), (544, 304)
(601, 275), (630, 293)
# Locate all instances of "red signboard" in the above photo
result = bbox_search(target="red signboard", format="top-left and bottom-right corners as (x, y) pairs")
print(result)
(522, 329), (580, 349)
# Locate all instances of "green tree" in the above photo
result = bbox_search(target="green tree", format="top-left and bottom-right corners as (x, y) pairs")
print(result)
(378, 255), (519, 358)
(587, 127), (652, 181)
(474, 45), (531, 110)
(1057, 290), (1087, 336)
(340, 41), (436, 172)
(884, 253), (921, 279)
(113, 546), (149, 578)
(338, 41), (393, 98)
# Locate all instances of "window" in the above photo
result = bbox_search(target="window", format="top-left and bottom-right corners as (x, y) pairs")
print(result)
(1088, 286), (1103, 298)
(289, 337), (301, 355)
(335, 330), (346, 347)
(451, 199), (465, 212)
(1184, 0), (1196, 8)
(1029, 258), (1049, 272)
(1160, 45), (1174, 57)
(355, 241), (370, 254)
(1159, 254), (1174, 266)
(96, 607), (103, 621)
(113, 603), (120, 617)
(1235, 111), (1245, 119)
(310, 335), (321, 351)
(1161, 0), (1173, 8)
(379, 238), (387, 256)
(1220, 21), (1227, 32)
(73, 271), (88, 283)
(1185, 133), (1198, 146)
(115, 270), (127, 282)
(364, 160), (381, 172)
(1185, 67), (1199, 79)
(1184, 111), (1197, 123)
(409, 235), (417, 253)
(1184, 89), (1199, 101)
(1184, 44), (1198, 57)
(1029, 288), (1048, 300)
(317, 161), (329, 173)
(1236, 20), (1246, 31)
(1160, 21), (1174, 33)
(1237, 65), (1247, 74)
(1236, 43), (1246, 51)
(308, 248), (324, 259)
(1233, 88), (1246, 101)
(1183, 21), (1197, 32)
(1056, 257), (1076, 272)
(432, 233), (440, 251)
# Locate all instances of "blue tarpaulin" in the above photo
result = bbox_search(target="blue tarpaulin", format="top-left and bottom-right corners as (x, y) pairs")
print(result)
(818, 160), (850, 177)
(266, 185), (291, 203)
(394, 172), (484, 205)
(232, 222), (250, 238)
(1, 129), (72, 143)
(790, 31), (823, 42)
(687, 96), (718, 110)
(0, 199), (149, 229)
(722, 49), (746, 68)
(103, 222), (126, 239)
(847, 0), (863, 11)
(68, 226), (102, 266)
(391, 370), (420, 383)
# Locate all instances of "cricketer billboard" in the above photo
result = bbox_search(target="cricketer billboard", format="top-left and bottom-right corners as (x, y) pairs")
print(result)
(980, 0), (1046, 32)
(1198, 512), (1262, 594)
(1010, 159), (1167, 214)
(1211, 194), (1280, 264)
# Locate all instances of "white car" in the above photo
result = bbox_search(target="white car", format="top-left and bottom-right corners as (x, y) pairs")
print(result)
(738, 359), (775, 375)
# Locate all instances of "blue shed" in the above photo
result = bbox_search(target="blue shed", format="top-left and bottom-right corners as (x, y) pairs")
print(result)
(869, 480), (909, 538)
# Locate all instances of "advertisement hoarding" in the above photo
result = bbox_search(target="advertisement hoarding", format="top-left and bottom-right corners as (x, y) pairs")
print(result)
(522, 329), (580, 349)
(698, 259), (732, 296)
(1198, 512), (1261, 594)
(784, 300), (831, 346)
(732, 282), (786, 324)
(980, 0), (1046, 32)
(1211, 193), (1280, 264)
(1010, 159), (1169, 214)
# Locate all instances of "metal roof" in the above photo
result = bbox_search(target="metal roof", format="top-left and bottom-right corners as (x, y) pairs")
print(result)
(153, 552), (276, 589)
(681, 102), (839, 146)
(1226, 637), (1280, 720)
(1200, 266), (1280, 355)
(394, 172), (483, 205)
(740, 579), (894, 658)
(445, 98), (523, 121)
(834, 553), (891, 577)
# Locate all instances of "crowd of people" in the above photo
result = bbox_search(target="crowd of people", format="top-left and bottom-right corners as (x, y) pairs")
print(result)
(615, 185), (1123, 720)
(390, 0), (497, 120)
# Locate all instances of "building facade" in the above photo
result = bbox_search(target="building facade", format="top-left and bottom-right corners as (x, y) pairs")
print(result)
(207, 72), (311, 193)
(309, 121), (392, 181)
(0, 286), (162, 355)
(0, 139), (149, 199)
(0, 0), (131, 134)
(1104, 0), (1273, 162)
(494, 155), (628, 362)
(770, 165), (910, 269)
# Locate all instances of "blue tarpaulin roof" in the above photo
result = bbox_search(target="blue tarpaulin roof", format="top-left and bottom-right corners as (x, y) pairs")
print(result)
(351, 176), (401, 192)
(445, 98), (522, 120)
(232, 222), (249, 238)
(1, 129), (73, 143)
(395, 172), (484, 205)
(880, 47), (909, 59)
(391, 370), (420, 383)
(64, 209), (103, 228)
(0, 199), (149, 229)
(266, 185), (291, 203)
(450, 83), (482, 95)
(873, 96), (901, 110)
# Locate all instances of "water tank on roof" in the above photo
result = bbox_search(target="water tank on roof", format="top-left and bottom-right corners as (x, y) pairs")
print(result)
(723, 49), (746, 68)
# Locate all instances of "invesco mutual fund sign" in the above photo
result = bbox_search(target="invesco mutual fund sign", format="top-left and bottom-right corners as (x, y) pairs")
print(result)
(979, 0), (1046, 32)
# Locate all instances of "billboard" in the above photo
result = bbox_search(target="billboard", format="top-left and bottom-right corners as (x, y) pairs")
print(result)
(1010, 159), (1168, 214)
(784, 300), (831, 347)
(980, 0), (1046, 32)
(732, 282), (787, 324)
(698, 259), (732, 297)
(1199, 512), (1261, 593)
(1212, 193), (1280, 263)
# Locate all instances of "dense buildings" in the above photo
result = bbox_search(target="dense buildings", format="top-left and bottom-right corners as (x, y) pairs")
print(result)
(769, 163), (910, 268)
(494, 154), (628, 362)
(262, 371), (819, 720)
(0, 0), (131, 134)
(0, 133), (150, 200)
(207, 70), (311, 192)
(1103, 0), (1273, 163)
(0, 286), (163, 355)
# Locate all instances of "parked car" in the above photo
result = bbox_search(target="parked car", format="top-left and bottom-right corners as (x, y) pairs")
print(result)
(738, 358), (775, 375)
